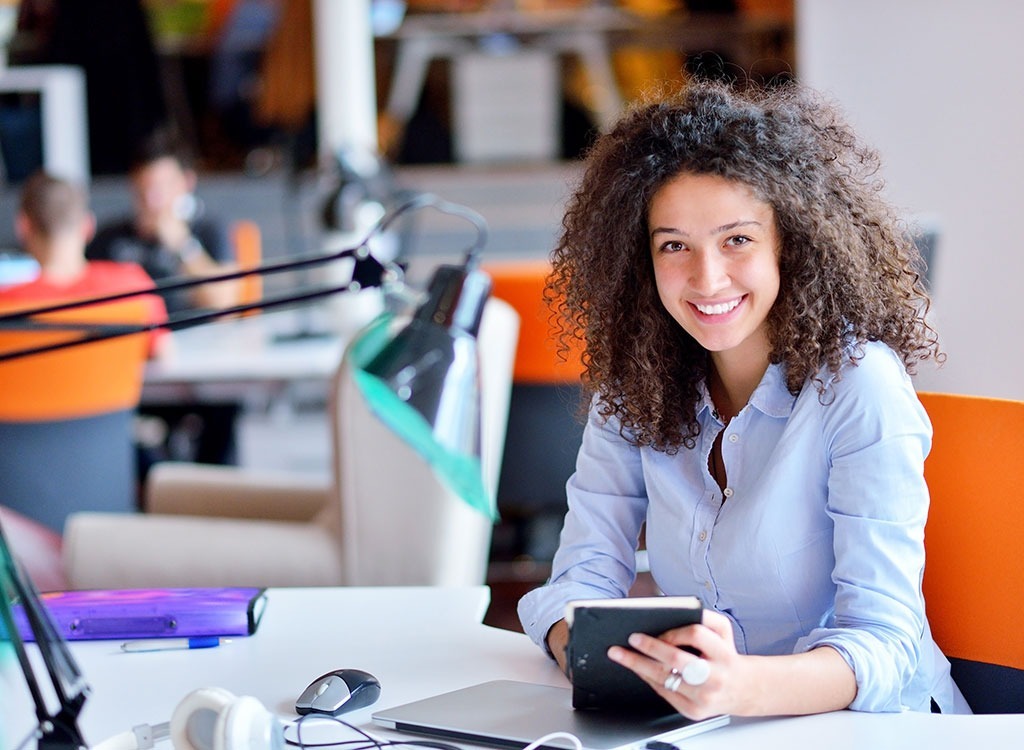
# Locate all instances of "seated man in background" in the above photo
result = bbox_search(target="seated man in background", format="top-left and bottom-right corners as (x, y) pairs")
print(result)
(0, 170), (168, 359)
(87, 128), (243, 467)
(87, 128), (241, 315)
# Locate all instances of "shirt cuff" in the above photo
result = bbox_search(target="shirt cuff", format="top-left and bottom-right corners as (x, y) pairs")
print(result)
(795, 629), (917, 712)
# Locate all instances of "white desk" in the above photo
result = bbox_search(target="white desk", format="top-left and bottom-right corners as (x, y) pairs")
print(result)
(2, 587), (1022, 750)
(141, 307), (349, 407)
(139, 291), (394, 407)
(1, 587), (558, 749)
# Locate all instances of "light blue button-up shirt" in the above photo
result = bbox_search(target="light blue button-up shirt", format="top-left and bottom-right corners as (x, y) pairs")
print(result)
(518, 341), (963, 713)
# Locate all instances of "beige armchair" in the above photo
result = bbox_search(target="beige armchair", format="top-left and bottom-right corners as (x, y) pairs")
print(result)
(63, 298), (519, 589)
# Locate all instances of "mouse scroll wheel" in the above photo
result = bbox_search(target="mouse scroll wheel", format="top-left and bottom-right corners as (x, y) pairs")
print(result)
(316, 681), (332, 697)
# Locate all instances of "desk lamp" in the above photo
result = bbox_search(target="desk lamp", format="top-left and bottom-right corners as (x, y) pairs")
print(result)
(0, 193), (496, 519)
(1, 521), (90, 750)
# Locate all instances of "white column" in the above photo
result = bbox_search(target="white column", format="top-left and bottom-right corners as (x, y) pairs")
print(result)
(311, 1), (388, 333)
(312, 0), (379, 168)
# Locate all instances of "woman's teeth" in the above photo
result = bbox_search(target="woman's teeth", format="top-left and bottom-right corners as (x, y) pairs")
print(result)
(695, 298), (741, 315)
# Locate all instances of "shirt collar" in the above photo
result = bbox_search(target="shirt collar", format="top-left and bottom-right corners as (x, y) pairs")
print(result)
(752, 362), (797, 418)
(699, 362), (796, 422)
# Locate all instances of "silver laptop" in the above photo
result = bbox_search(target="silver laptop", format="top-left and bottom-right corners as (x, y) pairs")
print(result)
(372, 679), (729, 750)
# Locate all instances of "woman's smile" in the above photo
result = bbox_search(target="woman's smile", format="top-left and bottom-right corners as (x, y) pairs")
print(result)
(692, 295), (746, 319)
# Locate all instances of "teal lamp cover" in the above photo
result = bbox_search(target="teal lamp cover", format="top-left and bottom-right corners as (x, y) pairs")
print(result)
(347, 265), (496, 520)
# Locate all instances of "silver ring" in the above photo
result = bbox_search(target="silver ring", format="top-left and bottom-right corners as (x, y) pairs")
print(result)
(663, 668), (684, 693)
(682, 658), (711, 687)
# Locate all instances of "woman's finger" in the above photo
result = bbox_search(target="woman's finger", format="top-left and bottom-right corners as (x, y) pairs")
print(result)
(699, 608), (735, 639)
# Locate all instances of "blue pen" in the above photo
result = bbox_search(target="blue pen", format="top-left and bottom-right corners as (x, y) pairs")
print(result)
(120, 636), (227, 653)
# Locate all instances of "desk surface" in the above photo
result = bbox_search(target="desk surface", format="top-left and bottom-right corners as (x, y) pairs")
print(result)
(141, 305), (359, 406)
(2, 586), (1021, 750)
(145, 308), (346, 386)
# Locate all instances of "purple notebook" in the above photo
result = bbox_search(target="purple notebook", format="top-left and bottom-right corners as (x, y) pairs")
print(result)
(14, 587), (268, 641)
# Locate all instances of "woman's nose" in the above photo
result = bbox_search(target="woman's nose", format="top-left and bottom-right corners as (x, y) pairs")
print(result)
(689, 250), (729, 295)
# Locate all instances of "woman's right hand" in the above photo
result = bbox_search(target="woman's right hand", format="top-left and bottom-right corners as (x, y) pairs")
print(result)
(545, 619), (571, 675)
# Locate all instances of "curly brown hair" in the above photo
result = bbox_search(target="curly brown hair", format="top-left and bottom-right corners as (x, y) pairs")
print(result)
(548, 80), (941, 453)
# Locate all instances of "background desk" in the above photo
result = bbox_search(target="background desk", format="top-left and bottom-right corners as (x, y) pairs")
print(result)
(141, 306), (352, 408)
(378, 6), (794, 164)
(2, 586), (1021, 750)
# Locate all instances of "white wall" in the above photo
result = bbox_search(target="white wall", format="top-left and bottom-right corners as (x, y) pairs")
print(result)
(797, 0), (1024, 399)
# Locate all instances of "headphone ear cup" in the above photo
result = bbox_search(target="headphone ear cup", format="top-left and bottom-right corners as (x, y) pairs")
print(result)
(171, 687), (238, 750)
(214, 695), (282, 750)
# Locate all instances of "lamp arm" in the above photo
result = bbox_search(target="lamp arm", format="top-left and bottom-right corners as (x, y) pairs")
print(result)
(0, 194), (490, 364)
(376, 192), (489, 269)
(0, 193), (487, 324)
(0, 266), (383, 363)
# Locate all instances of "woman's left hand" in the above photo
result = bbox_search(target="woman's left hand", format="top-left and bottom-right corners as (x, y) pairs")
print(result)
(607, 608), (756, 719)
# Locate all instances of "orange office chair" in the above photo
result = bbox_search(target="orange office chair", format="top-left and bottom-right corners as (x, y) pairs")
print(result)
(0, 299), (152, 532)
(484, 260), (586, 561)
(917, 391), (1024, 713)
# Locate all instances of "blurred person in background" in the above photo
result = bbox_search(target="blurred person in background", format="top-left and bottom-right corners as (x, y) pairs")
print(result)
(87, 130), (243, 469)
(1, 170), (168, 359)
(87, 129), (241, 315)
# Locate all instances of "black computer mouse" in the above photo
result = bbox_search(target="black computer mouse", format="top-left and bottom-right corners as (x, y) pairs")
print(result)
(295, 668), (382, 716)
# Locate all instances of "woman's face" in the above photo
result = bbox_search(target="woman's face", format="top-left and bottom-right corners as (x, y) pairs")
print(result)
(649, 172), (781, 369)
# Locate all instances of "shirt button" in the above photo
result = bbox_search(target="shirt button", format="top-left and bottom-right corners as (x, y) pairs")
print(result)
(723, 487), (734, 498)
(704, 580), (712, 590)
(728, 433), (739, 443)
(698, 530), (707, 542)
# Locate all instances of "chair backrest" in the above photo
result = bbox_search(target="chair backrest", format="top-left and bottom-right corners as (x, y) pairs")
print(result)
(918, 390), (1024, 713)
(0, 298), (151, 420)
(0, 299), (152, 531)
(231, 219), (263, 314)
(483, 259), (583, 385)
(328, 296), (519, 586)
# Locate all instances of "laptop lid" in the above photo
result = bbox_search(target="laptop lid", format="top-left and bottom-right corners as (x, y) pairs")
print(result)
(371, 679), (729, 750)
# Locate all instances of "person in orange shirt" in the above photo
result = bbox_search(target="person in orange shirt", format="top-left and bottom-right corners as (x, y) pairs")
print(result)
(0, 170), (169, 358)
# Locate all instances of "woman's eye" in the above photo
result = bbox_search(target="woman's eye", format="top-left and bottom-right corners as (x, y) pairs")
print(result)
(727, 235), (752, 247)
(659, 240), (685, 253)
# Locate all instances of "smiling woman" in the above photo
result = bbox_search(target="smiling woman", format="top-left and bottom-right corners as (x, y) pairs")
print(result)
(516, 79), (965, 720)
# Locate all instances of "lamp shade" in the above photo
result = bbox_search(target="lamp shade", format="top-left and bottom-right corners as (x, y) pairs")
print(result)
(348, 264), (495, 519)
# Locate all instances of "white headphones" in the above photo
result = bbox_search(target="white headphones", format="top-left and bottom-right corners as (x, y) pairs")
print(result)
(170, 687), (284, 750)
(92, 688), (284, 750)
